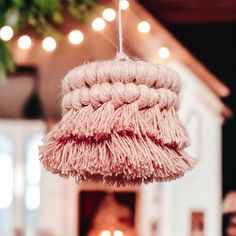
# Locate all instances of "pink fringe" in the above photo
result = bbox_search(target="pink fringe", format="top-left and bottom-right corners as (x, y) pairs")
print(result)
(39, 58), (196, 186)
(40, 131), (196, 186)
(45, 103), (190, 148)
(39, 106), (196, 186)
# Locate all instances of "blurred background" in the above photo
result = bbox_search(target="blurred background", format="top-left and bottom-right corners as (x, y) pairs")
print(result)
(0, 0), (235, 235)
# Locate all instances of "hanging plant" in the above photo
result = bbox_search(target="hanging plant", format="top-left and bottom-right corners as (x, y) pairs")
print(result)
(0, 0), (96, 81)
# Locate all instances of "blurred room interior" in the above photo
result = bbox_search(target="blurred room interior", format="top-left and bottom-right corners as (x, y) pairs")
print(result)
(0, 0), (235, 235)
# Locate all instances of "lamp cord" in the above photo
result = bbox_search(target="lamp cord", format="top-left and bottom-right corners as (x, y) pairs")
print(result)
(116, 0), (129, 60)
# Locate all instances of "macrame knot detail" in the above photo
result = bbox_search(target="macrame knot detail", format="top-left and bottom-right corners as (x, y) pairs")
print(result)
(39, 58), (196, 186)
(62, 83), (178, 112)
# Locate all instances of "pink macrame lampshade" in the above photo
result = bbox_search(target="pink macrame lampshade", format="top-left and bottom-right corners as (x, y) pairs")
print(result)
(39, 56), (196, 186)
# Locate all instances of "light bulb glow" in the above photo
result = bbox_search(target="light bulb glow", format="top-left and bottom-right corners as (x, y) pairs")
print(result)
(100, 230), (112, 236)
(158, 47), (170, 59)
(0, 25), (14, 41)
(18, 35), (32, 50)
(102, 8), (116, 22)
(92, 17), (106, 31)
(42, 37), (57, 52)
(114, 230), (124, 236)
(120, 0), (129, 10)
(68, 30), (84, 45)
(137, 21), (151, 33)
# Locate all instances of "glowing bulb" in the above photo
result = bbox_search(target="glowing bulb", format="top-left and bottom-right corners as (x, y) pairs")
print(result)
(100, 230), (112, 236)
(137, 21), (151, 33)
(92, 17), (106, 31)
(68, 30), (84, 45)
(18, 35), (32, 50)
(120, 0), (129, 10)
(114, 230), (124, 236)
(42, 37), (57, 52)
(0, 25), (13, 41)
(158, 47), (170, 59)
(102, 8), (116, 22)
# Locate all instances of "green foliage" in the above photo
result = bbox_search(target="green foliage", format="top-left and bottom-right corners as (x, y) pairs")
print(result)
(68, 0), (95, 22)
(0, 41), (14, 81)
(0, 0), (96, 80)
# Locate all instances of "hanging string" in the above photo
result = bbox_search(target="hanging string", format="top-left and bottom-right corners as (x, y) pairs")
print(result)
(118, 0), (123, 54)
(116, 0), (129, 60)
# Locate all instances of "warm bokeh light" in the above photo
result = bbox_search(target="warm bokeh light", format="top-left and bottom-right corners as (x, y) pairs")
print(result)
(100, 230), (112, 236)
(137, 21), (151, 33)
(92, 17), (106, 31)
(42, 37), (57, 52)
(18, 35), (32, 50)
(114, 230), (124, 236)
(0, 25), (14, 41)
(158, 47), (170, 59)
(102, 8), (116, 22)
(120, 0), (129, 10)
(68, 30), (84, 45)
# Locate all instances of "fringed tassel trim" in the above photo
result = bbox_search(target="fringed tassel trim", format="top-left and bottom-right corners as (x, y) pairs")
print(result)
(48, 102), (190, 149)
(39, 132), (196, 186)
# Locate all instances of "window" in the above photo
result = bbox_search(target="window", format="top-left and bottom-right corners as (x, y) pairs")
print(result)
(0, 120), (45, 236)
(25, 133), (44, 234)
(0, 134), (14, 236)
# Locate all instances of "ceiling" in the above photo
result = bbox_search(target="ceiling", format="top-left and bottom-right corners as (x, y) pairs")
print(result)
(139, 0), (236, 24)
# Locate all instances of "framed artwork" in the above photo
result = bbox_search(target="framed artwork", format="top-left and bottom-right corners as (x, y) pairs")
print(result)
(191, 211), (204, 236)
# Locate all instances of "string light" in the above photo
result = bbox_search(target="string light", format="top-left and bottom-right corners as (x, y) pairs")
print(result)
(0, 3), (156, 56)
(100, 230), (111, 236)
(0, 25), (14, 41)
(68, 30), (84, 45)
(42, 37), (57, 52)
(114, 230), (124, 236)
(120, 0), (129, 10)
(102, 8), (116, 22)
(18, 35), (32, 50)
(158, 47), (170, 59)
(92, 17), (106, 31)
(137, 21), (151, 33)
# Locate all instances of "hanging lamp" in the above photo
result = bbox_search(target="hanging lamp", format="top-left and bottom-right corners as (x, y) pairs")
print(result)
(39, 0), (196, 186)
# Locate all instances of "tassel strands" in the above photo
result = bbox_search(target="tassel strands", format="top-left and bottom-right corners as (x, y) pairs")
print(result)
(39, 57), (196, 186)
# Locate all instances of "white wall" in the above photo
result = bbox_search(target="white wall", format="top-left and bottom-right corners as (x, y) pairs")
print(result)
(137, 183), (161, 236)
(158, 63), (223, 236)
